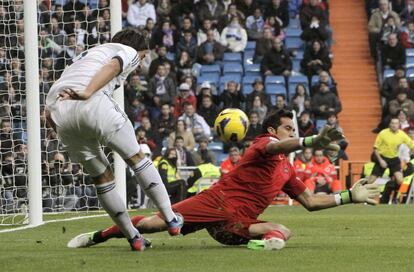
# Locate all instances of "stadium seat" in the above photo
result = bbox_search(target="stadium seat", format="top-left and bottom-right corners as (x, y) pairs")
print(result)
(265, 75), (285, 86)
(316, 119), (328, 131)
(208, 141), (224, 151)
(245, 41), (256, 53)
(383, 68), (395, 79)
(217, 152), (228, 165)
(200, 64), (221, 76)
(242, 75), (258, 94)
(288, 18), (300, 29)
(289, 75), (308, 86)
(285, 37), (304, 50)
(244, 64), (261, 77)
(197, 74), (219, 87)
(166, 52), (175, 61)
(407, 68), (414, 78)
(285, 28), (302, 38)
(406, 56), (414, 68)
(294, 50), (304, 60)
(223, 52), (242, 63)
(219, 74), (242, 92)
(223, 63), (243, 77)
(292, 59), (301, 72)
(406, 48), (414, 57)
(311, 75), (332, 86)
(243, 51), (255, 66)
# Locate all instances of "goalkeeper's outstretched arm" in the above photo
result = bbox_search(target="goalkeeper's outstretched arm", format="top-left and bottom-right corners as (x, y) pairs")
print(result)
(296, 179), (380, 211)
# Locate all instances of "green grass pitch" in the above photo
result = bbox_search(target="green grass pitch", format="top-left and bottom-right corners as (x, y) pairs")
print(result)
(1, 205), (414, 272)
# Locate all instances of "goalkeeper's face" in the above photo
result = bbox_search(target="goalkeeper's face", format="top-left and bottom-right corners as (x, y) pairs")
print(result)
(274, 117), (296, 140)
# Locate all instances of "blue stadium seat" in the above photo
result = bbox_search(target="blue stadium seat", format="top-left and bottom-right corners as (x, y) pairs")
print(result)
(243, 85), (254, 94)
(246, 41), (256, 53)
(285, 28), (302, 37)
(294, 50), (304, 60)
(223, 63), (243, 77)
(244, 64), (261, 77)
(243, 51), (255, 65)
(288, 18), (300, 29)
(285, 37), (304, 50)
(268, 85), (287, 105)
(197, 74), (219, 87)
(292, 59), (301, 72)
(223, 52), (242, 63)
(242, 75), (258, 94)
(316, 119), (328, 131)
(208, 141), (224, 151)
(265, 75), (285, 86)
(288, 83), (310, 100)
(219, 74), (242, 92)
(383, 68), (395, 79)
(200, 64), (221, 76)
(166, 52), (175, 61)
(406, 48), (414, 57)
(311, 75), (332, 86)
(406, 56), (414, 68)
(289, 75), (308, 86)
(217, 152), (228, 165)
(407, 68), (414, 78)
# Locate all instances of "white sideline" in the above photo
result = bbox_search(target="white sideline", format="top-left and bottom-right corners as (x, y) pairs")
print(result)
(0, 214), (108, 234)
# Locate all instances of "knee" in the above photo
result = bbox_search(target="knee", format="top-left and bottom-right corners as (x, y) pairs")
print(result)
(92, 167), (114, 185)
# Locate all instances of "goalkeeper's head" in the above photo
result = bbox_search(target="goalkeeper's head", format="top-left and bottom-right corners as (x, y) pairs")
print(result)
(111, 28), (148, 52)
(262, 109), (295, 140)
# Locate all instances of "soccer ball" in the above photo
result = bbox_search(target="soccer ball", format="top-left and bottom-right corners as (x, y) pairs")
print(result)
(214, 108), (249, 143)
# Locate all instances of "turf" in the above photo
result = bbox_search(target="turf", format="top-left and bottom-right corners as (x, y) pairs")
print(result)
(1, 205), (414, 272)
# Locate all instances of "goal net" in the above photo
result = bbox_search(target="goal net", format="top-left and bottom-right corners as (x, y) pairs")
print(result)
(0, 0), (115, 225)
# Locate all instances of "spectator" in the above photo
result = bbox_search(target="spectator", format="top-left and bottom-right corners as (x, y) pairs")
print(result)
(300, 0), (327, 30)
(300, 15), (328, 44)
(196, 81), (219, 106)
(304, 149), (342, 194)
(254, 27), (274, 63)
(273, 94), (291, 111)
(311, 83), (342, 119)
(192, 136), (217, 165)
(0, 119), (17, 154)
(401, 21), (414, 48)
(174, 136), (196, 167)
(252, 95), (267, 121)
(88, 16), (111, 46)
(381, 33), (406, 69)
(174, 83), (197, 118)
(400, 0), (414, 23)
(156, 0), (172, 23)
(197, 29), (225, 65)
(167, 119), (196, 151)
(368, 0), (400, 59)
(197, 95), (220, 128)
(126, 97), (146, 129)
(147, 63), (176, 106)
(179, 16), (196, 36)
(144, 18), (156, 41)
(175, 51), (194, 81)
(246, 111), (263, 140)
(136, 126), (157, 151)
(326, 112), (348, 151)
(151, 20), (178, 53)
(179, 102), (211, 140)
(197, 0), (226, 26)
(392, 77), (414, 100)
(219, 80), (245, 109)
(148, 45), (175, 78)
(298, 110), (318, 137)
(389, 89), (414, 118)
(221, 147), (241, 175)
(236, 0), (259, 18)
(381, 66), (406, 101)
(176, 30), (198, 62)
(379, 16), (400, 45)
(127, 0), (156, 28)
(220, 16), (248, 53)
(157, 148), (187, 204)
(261, 37), (292, 77)
(245, 8), (265, 40)
(264, 0), (289, 28)
(311, 70), (338, 96)
(156, 103), (175, 140)
(397, 109), (414, 132)
(197, 19), (221, 46)
(301, 39), (332, 77)
(290, 83), (311, 116)
(217, 3), (245, 32)
(325, 148), (348, 167)
(263, 15), (284, 39)
(246, 78), (272, 112)
(293, 147), (313, 182)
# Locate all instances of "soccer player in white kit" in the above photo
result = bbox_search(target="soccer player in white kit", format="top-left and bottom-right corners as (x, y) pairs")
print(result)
(45, 29), (182, 251)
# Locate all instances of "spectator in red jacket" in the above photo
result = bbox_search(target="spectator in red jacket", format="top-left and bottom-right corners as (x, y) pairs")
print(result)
(293, 147), (313, 182)
(304, 149), (342, 194)
(220, 147), (241, 175)
(174, 83), (197, 118)
(401, 21), (414, 48)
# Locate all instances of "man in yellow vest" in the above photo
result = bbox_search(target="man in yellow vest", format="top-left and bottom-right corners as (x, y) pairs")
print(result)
(186, 157), (221, 196)
(158, 148), (187, 204)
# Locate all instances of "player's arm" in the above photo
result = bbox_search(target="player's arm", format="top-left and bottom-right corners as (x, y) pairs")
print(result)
(59, 58), (121, 100)
(296, 179), (380, 211)
(265, 125), (344, 155)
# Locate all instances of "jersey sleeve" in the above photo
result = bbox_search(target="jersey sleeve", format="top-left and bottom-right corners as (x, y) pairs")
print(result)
(373, 132), (383, 149)
(282, 169), (307, 199)
(254, 136), (279, 157)
(402, 132), (414, 149)
(112, 45), (140, 77)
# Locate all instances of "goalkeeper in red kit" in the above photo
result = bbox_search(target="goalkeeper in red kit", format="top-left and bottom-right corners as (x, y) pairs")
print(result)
(68, 110), (380, 251)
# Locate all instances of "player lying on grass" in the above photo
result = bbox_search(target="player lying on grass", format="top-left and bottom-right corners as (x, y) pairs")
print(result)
(68, 110), (380, 251)
(45, 28), (182, 252)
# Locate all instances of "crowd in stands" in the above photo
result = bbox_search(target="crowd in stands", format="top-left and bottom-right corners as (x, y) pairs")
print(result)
(0, 0), (349, 212)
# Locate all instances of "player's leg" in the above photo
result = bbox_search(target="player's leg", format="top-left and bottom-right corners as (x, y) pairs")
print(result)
(105, 121), (182, 235)
(367, 161), (386, 184)
(246, 222), (292, 250)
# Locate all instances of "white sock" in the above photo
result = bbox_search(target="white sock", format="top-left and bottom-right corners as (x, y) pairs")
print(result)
(96, 181), (139, 240)
(132, 157), (176, 222)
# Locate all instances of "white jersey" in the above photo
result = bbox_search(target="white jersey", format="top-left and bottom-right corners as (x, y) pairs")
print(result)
(46, 43), (139, 106)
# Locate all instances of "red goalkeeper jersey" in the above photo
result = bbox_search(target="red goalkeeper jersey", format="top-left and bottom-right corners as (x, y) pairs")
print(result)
(207, 134), (307, 219)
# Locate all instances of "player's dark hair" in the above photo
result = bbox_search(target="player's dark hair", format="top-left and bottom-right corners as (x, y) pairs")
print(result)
(111, 28), (148, 51)
(261, 109), (294, 134)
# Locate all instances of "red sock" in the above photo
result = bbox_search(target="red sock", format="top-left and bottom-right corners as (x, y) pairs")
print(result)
(98, 216), (146, 242)
(263, 230), (286, 241)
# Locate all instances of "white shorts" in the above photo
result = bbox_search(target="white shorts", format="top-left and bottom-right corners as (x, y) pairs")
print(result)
(47, 94), (140, 177)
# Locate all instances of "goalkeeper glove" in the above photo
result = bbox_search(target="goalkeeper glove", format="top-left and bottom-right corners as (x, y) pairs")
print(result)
(302, 125), (344, 151)
(338, 178), (380, 205)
